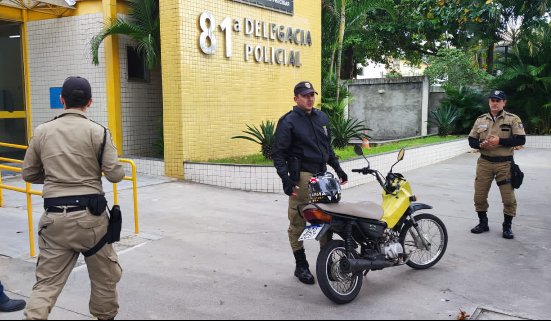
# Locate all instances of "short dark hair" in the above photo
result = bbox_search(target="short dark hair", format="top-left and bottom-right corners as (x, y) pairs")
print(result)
(62, 91), (90, 108)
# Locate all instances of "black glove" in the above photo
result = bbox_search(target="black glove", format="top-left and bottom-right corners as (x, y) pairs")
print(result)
(336, 169), (348, 183)
(282, 176), (297, 196)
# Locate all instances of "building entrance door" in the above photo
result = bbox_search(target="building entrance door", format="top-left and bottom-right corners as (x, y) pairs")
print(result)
(0, 21), (27, 161)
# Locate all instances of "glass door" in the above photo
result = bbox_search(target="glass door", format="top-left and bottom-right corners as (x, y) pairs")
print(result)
(0, 22), (27, 161)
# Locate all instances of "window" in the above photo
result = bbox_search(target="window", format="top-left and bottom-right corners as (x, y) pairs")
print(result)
(127, 46), (149, 82)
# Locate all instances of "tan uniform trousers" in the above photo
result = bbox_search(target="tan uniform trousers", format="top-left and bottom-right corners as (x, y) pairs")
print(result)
(288, 172), (329, 252)
(24, 208), (122, 320)
(474, 158), (517, 217)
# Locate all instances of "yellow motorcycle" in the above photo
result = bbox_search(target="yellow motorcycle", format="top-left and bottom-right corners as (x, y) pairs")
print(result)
(299, 146), (448, 304)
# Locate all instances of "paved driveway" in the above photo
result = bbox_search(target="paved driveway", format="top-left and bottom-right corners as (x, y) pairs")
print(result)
(1, 148), (550, 320)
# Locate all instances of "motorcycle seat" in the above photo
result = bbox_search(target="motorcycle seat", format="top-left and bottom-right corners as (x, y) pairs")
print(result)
(309, 201), (384, 220)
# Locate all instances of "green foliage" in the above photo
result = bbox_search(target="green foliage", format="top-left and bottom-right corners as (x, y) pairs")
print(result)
(385, 69), (402, 78)
(439, 87), (486, 134)
(322, 0), (396, 80)
(430, 105), (462, 137)
(320, 71), (353, 119)
(91, 0), (161, 69)
(205, 135), (467, 165)
(231, 121), (276, 160)
(424, 49), (493, 88)
(357, 0), (550, 73)
(329, 116), (371, 150)
(491, 23), (551, 134)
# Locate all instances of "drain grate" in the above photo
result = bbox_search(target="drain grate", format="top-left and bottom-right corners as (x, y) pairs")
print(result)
(470, 307), (531, 320)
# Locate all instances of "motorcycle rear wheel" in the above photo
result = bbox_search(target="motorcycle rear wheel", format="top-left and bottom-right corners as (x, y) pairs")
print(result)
(399, 213), (448, 270)
(316, 240), (363, 304)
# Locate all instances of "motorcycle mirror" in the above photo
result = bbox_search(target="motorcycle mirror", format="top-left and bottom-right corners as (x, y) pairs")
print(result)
(354, 145), (364, 156)
(390, 149), (405, 173)
(397, 149), (405, 161)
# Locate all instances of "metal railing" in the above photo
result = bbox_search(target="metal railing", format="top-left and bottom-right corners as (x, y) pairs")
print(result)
(0, 142), (140, 257)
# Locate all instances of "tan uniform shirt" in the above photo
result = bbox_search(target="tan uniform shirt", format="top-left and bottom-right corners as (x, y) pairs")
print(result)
(22, 110), (125, 198)
(469, 110), (526, 157)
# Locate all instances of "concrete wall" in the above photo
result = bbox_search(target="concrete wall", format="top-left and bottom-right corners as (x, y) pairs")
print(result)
(348, 76), (429, 140)
(428, 86), (447, 135)
(183, 138), (472, 193)
(26, 13), (162, 157)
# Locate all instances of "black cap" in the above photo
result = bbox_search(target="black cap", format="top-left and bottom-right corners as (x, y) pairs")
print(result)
(488, 90), (506, 100)
(294, 81), (318, 96)
(62, 76), (92, 101)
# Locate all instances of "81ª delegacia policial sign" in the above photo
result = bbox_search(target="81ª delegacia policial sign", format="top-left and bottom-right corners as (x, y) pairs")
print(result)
(229, 0), (294, 15)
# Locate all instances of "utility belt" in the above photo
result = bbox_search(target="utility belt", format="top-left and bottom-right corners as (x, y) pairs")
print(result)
(44, 194), (107, 215)
(43, 194), (122, 257)
(480, 155), (513, 163)
(479, 155), (524, 189)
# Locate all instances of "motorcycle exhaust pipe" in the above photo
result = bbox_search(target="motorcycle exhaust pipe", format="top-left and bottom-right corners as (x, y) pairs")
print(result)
(346, 258), (392, 272)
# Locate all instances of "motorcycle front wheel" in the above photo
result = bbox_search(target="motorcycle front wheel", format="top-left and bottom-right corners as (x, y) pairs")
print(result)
(316, 240), (363, 304)
(399, 213), (448, 270)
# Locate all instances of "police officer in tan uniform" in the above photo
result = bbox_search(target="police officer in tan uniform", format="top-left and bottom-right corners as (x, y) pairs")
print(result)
(272, 81), (348, 285)
(21, 77), (125, 320)
(468, 90), (526, 239)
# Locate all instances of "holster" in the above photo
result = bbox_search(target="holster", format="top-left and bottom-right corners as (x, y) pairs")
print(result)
(82, 205), (123, 257)
(288, 157), (301, 182)
(44, 194), (107, 216)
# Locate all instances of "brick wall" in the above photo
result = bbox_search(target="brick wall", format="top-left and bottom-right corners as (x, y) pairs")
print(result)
(26, 13), (162, 157)
(159, 0), (322, 178)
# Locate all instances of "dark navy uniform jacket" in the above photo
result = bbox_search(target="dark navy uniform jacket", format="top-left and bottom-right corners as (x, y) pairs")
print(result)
(272, 106), (343, 180)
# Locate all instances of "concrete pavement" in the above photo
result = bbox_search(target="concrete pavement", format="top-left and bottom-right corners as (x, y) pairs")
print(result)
(1, 148), (550, 320)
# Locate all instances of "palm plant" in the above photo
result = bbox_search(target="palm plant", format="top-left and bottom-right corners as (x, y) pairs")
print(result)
(90, 0), (160, 69)
(440, 87), (486, 134)
(322, 0), (395, 102)
(430, 105), (461, 137)
(492, 23), (551, 134)
(329, 116), (371, 150)
(232, 121), (276, 160)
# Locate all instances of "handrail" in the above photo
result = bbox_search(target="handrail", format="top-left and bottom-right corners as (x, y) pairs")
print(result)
(0, 142), (140, 257)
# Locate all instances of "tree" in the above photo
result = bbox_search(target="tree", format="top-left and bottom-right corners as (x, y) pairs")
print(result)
(90, 0), (161, 69)
(423, 48), (493, 88)
(322, 0), (395, 102)
(358, 0), (551, 72)
(491, 23), (551, 134)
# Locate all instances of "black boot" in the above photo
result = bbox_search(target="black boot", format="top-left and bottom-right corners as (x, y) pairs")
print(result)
(293, 249), (315, 285)
(471, 211), (490, 234)
(503, 215), (514, 239)
(0, 295), (26, 313)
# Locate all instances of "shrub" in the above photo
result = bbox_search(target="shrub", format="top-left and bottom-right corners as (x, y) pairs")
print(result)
(430, 105), (461, 137)
(231, 121), (276, 160)
(329, 116), (371, 150)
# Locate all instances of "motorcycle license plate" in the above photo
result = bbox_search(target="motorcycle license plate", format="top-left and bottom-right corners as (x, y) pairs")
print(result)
(298, 224), (325, 241)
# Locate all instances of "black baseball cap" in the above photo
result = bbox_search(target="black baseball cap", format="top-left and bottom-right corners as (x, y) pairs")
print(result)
(488, 90), (506, 100)
(62, 76), (92, 101)
(294, 81), (318, 96)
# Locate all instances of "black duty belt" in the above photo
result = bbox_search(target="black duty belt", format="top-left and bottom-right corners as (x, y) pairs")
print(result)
(47, 206), (87, 213)
(481, 155), (513, 163)
(44, 194), (107, 216)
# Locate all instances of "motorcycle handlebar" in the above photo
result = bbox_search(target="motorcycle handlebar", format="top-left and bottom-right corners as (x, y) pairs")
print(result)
(353, 167), (389, 192)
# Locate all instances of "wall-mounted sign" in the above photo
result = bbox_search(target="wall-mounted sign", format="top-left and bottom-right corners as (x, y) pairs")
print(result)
(49, 87), (64, 109)
(198, 12), (311, 68)
(229, 0), (294, 15)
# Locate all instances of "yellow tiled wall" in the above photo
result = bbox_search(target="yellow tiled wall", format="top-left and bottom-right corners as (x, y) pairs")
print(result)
(160, 0), (321, 178)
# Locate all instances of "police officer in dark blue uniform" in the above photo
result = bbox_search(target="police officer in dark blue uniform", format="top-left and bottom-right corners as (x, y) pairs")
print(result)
(272, 81), (348, 285)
